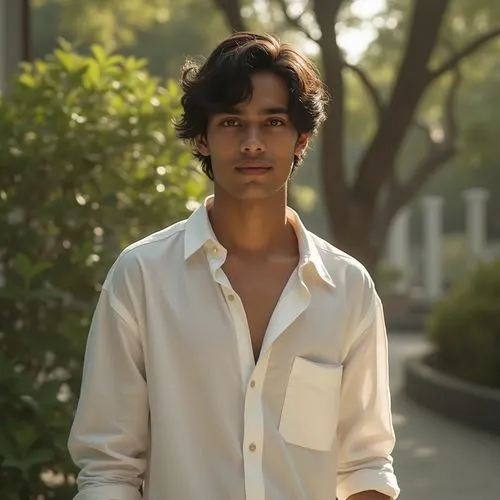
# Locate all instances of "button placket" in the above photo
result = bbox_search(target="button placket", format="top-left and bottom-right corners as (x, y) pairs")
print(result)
(244, 376), (259, 456)
(222, 287), (255, 383)
(241, 351), (270, 500)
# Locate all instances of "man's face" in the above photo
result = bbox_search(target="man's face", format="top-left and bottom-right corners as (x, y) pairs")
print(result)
(196, 71), (308, 200)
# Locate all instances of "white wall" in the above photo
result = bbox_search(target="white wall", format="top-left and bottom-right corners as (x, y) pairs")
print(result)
(0, 0), (7, 92)
(0, 0), (27, 93)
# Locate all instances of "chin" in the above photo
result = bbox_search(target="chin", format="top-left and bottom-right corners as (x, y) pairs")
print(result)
(231, 185), (284, 201)
(214, 179), (288, 202)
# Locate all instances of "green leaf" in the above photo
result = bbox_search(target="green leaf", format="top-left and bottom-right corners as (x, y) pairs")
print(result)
(0, 432), (17, 461)
(106, 54), (125, 67)
(2, 447), (54, 480)
(1, 456), (24, 470)
(54, 49), (76, 72)
(14, 426), (39, 456)
(167, 79), (180, 98)
(31, 261), (53, 276)
(91, 44), (107, 64)
(84, 61), (101, 88)
(18, 73), (36, 88)
(57, 37), (73, 53)
(69, 65), (88, 85)
(15, 253), (32, 280)
(37, 379), (63, 405)
(23, 448), (55, 467)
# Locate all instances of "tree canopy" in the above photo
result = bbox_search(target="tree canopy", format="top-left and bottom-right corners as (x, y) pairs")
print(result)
(30, 0), (500, 273)
(210, 0), (500, 272)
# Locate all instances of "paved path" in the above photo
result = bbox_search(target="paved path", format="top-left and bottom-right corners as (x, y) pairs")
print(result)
(388, 332), (500, 500)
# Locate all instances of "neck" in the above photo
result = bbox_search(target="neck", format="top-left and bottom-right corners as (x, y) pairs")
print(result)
(208, 188), (298, 259)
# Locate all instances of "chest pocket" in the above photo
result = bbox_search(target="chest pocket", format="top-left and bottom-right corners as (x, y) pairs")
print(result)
(279, 356), (343, 451)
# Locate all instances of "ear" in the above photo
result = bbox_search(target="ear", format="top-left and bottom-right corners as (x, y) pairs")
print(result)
(195, 135), (210, 156)
(294, 133), (309, 156)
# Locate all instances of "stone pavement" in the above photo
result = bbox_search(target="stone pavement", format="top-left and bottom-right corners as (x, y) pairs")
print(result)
(388, 332), (500, 500)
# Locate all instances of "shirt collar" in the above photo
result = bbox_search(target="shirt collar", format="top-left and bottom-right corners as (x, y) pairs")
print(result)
(184, 196), (335, 289)
(286, 206), (336, 289)
(184, 196), (224, 260)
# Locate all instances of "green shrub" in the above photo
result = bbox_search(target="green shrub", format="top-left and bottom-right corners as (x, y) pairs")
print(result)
(375, 261), (404, 296)
(0, 42), (204, 499)
(428, 258), (500, 388)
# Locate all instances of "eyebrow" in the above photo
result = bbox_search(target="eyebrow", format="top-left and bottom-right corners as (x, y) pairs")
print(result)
(216, 106), (289, 116)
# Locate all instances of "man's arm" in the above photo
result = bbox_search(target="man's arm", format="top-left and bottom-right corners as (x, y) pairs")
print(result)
(68, 260), (148, 500)
(335, 285), (400, 500)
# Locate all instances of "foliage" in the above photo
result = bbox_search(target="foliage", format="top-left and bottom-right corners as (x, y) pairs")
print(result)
(429, 258), (500, 388)
(375, 262), (404, 296)
(0, 42), (204, 498)
(120, 0), (229, 79)
(31, 1), (500, 249)
(32, 0), (230, 80)
(33, 0), (175, 51)
(269, 0), (500, 272)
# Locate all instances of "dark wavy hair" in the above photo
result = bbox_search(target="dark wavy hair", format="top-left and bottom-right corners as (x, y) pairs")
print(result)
(174, 32), (329, 180)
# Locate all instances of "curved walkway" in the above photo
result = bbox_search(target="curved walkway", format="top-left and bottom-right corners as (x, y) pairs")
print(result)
(388, 332), (500, 500)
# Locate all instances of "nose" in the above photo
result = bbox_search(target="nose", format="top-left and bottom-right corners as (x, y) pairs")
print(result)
(240, 125), (265, 154)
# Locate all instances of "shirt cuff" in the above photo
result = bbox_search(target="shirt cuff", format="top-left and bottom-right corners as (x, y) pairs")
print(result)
(74, 484), (142, 500)
(337, 469), (400, 500)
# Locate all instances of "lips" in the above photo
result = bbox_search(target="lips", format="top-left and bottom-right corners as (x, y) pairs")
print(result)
(235, 160), (272, 175)
(236, 160), (272, 169)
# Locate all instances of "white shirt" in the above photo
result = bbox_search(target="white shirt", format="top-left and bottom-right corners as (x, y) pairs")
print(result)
(68, 198), (400, 500)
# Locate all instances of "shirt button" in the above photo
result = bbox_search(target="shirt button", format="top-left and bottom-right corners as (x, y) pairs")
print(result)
(250, 380), (256, 388)
(249, 443), (257, 452)
(227, 294), (235, 301)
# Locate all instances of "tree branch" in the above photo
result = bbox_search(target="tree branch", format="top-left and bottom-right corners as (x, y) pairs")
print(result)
(413, 118), (434, 147)
(443, 68), (461, 140)
(382, 70), (462, 222)
(312, 0), (350, 227)
(352, 0), (452, 215)
(275, 0), (318, 43)
(430, 28), (500, 82)
(211, 0), (246, 32)
(312, 0), (345, 38)
(399, 146), (456, 209)
(343, 62), (384, 122)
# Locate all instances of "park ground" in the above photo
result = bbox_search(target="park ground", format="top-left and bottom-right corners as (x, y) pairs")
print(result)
(389, 332), (500, 500)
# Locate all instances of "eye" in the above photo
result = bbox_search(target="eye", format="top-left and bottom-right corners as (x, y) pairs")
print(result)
(220, 118), (240, 127)
(268, 118), (285, 127)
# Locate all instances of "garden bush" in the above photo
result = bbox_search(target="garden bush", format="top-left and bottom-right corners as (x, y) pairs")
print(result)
(428, 257), (500, 388)
(0, 41), (204, 499)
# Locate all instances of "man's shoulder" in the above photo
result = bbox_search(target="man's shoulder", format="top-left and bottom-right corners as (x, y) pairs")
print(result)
(121, 219), (187, 258)
(308, 230), (381, 333)
(108, 218), (188, 280)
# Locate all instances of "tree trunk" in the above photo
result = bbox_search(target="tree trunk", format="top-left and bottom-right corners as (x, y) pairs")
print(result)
(338, 235), (381, 278)
(320, 0), (451, 276)
(211, 0), (500, 278)
(332, 202), (385, 277)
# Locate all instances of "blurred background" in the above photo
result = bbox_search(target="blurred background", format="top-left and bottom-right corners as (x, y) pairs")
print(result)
(1, 0), (499, 499)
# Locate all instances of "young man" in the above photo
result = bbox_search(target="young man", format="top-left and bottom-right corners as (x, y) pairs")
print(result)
(68, 32), (400, 500)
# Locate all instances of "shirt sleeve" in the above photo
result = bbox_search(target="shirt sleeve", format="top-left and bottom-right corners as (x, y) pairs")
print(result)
(336, 295), (400, 500)
(68, 263), (149, 500)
